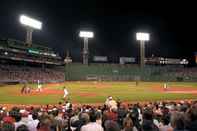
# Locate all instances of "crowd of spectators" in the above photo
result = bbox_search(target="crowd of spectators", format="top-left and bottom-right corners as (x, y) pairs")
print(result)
(0, 64), (65, 83)
(0, 98), (197, 131)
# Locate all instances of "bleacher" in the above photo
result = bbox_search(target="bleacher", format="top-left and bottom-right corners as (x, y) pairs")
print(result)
(0, 38), (65, 83)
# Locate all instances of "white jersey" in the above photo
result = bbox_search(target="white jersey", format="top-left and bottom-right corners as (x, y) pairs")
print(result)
(63, 88), (68, 98)
(38, 84), (42, 89)
(164, 83), (167, 89)
(36, 80), (42, 92)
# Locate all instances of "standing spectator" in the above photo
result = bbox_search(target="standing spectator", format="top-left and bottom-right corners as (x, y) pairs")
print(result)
(104, 107), (118, 122)
(105, 96), (117, 110)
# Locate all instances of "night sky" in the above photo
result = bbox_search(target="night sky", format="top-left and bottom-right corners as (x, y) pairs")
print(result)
(0, 0), (196, 63)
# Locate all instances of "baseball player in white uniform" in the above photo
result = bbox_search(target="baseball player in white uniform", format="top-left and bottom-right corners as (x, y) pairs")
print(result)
(63, 87), (69, 98)
(36, 80), (42, 92)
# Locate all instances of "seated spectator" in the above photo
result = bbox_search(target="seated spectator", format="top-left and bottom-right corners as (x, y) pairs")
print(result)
(159, 114), (173, 131)
(1, 123), (15, 131)
(142, 120), (159, 131)
(81, 110), (103, 131)
(104, 120), (121, 131)
(27, 111), (39, 131)
(71, 112), (90, 131)
(96, 111), (102, 125)
(186, 105), (197, 131)
(16, 125), (29, 131)
(122, 117), (138, 131)
(170, 112), (186, 131)
(37, 115), (52, 131)
(142, 108), (159, 131)
(117, 104), (127, 129)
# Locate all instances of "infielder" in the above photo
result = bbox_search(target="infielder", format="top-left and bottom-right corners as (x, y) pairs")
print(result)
(63, 86), (69, 98)
(163, 82), (168, 91)
(36, 80), (42, 92)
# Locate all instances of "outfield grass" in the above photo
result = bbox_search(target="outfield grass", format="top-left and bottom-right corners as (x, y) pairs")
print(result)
(0, 82), (197, 104)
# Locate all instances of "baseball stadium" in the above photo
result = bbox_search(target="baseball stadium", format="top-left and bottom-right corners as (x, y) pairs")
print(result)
(0, 3), (197, 131)
(0, 38), (197, 105)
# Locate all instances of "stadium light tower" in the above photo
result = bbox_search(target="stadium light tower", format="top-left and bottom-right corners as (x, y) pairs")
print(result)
(19, 15), (42, 46)
(79, 31), (94, 65)
(136, 32), (150, 68)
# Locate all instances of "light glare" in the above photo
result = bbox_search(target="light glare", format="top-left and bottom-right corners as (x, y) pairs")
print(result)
(79, 31), (94, 38)
(136, 32), (150, 41)
(20, 15), (42, 30)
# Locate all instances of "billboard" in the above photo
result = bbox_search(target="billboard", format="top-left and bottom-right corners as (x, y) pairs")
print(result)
(119, 57), (136, 64)
(93, 56), (108, 62)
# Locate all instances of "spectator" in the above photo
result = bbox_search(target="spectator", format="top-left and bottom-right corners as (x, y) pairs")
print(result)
(170, 112), (186, 131)
(37, 115), (52, 131)
(142, 120), (158, 131)
(103, 107), (118, 122)
(81, 110), (103, 131)
(117, 104), (127, 128)
(104, 120), (121, 131)
(71, 112), (90, 131)
(27, 111), (39, 131)
(159, 114), (173, 131)
(1, 123), (15, 131)
(142, 108), (159, 131)
(122, 117), (138, 131)
(96, 111), (102, 125)
(105, 96), (117, 110)
(16, 125), (29, 131)
(186, 105), (197, 131)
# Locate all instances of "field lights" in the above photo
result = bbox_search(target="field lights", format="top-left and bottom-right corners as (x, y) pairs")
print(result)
(20, 15), (42, 30)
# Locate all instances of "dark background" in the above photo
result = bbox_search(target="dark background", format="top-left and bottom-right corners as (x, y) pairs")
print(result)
(0, 0), (196, 64)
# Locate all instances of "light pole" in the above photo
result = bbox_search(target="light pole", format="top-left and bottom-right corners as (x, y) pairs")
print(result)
(64, 51), (72, 80)
(136, 32), (150, 68)
(19, 15), (42, 46)
(79, 31), (94, 65)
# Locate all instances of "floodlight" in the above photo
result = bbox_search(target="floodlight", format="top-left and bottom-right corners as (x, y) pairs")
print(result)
(20, 15), (42, 30)
(136, 32), (149, 41)
(136, 32), (150, 68)
(79, 30), (94, 64)
(79, 31), (94, 38)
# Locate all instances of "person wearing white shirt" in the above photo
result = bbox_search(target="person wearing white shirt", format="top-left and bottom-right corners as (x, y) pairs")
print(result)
(81, 111), (103, 131)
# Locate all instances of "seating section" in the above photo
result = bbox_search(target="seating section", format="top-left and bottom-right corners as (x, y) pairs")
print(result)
(0, 100), (196, 131)
(0, 64), (65, 83)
